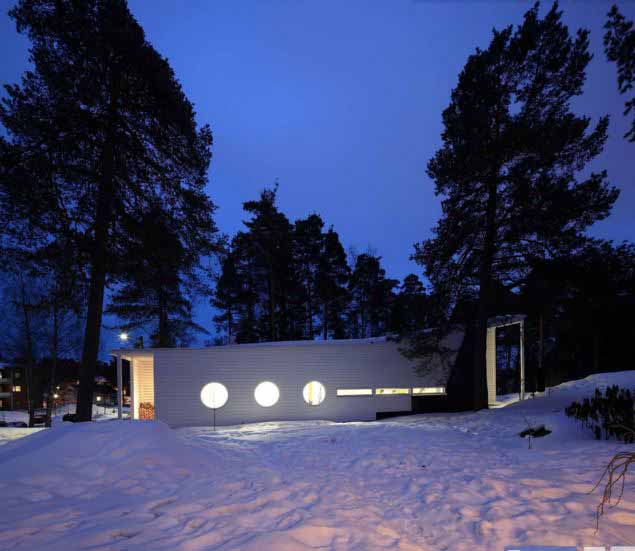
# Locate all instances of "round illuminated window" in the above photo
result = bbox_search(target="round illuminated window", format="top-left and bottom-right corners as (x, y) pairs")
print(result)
(254, 381), (280, 407)
(200, 382), (229, 409)
(303, 381), (326, 406)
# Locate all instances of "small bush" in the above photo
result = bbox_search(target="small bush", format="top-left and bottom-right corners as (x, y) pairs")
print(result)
(565, 385), (635, 443)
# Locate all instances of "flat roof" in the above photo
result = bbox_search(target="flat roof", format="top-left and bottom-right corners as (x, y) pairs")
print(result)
(110, 336), (394, 356)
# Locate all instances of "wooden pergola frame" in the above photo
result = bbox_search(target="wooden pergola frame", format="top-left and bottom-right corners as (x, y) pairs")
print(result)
(486, 314), (526, 408)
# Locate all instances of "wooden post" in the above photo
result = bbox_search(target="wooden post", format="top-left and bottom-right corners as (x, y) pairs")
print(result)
(129, 358), (135, 420)
(116, 354), (123, 420)
(519, 320), (525, 401)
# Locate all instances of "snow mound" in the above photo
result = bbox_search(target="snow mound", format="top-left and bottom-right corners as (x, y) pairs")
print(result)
(0, 371), (633, 550)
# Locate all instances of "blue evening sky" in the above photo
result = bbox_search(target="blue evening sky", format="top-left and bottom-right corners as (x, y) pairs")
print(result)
(1, 1), (633, 351)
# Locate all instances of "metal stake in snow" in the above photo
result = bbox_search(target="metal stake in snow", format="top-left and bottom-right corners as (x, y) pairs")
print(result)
(200, 383), (228, 432)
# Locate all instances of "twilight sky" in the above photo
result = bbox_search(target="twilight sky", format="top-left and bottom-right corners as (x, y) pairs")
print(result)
(1, 0), (634, 350)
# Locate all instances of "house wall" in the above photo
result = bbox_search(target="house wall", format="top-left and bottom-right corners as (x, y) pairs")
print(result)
(153, 340), (439, 428)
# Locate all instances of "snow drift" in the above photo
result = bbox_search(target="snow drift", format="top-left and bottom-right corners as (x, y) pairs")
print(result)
(0, 371), (633, 550)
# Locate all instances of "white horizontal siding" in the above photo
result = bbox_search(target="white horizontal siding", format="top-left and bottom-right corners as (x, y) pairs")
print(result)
(153, 341), (439, 428)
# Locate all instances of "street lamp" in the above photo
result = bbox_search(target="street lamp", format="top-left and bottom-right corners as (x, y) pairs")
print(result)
(119, 332), (129, 343)
(52, 393), (59, 416)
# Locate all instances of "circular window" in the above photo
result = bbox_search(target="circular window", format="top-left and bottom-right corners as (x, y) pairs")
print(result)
(200, 382), (229, 409)
(303, 381), (326, 406)
(254, 381), (280, 407)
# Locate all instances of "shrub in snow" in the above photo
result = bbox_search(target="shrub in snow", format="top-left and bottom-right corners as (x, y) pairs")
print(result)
(565, 385), (634, 443)
(519, 425), (551, 438)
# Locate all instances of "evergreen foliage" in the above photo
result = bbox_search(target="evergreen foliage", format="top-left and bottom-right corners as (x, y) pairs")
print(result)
(605, 4), (635, 141)
(520, 240), (635, 388)
(391, 274), (428, 335)
(412, 2), (619, 408)
(0, 0), (216, 420)
(316, 228), (350, 339)
(347, 253), (398, 338)
(212, 188), (418, 343)
(565, 386), (635, 443)
(106, 206), (211, 347)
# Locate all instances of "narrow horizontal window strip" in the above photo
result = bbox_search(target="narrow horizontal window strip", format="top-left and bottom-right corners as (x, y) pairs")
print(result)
(337, 388), (372, 396)
(412, 387), (446, 396)
(375, 388), (410, 395)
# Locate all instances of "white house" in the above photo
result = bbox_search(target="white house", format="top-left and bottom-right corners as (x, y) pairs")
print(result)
(111, 317), (525, 428)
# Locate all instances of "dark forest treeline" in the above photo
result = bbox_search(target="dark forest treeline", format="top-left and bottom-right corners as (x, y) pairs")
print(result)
(0, 0), (217, 420)
(211, 185), (428, 344)
(436, 240), (635, 407)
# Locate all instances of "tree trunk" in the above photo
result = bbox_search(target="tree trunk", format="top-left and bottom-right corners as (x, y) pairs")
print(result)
(593, 332), (600, 374)
(268, 270), (276, 341)
(19, 280), (35, 425)
(76, 72), (119, 422)
(538, 312), (544, 391)
(474, 177), (498, 410)
(307, 299), (313, 338)
(322, 302), (328, 340)
(158, 291), (168, 347)
(76, 176), (111, 421)
(46, 304), (59, 427)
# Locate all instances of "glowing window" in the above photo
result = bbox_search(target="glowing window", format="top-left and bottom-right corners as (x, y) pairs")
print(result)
(303, 381), (326, 405)
(200, 382), (229, 409)
(13, 385), (21, 392)
(375, 388), (409, 395)
(254, 381), (279, 407)
(337, 388), (372, 396)
(412, 387), (446, 396)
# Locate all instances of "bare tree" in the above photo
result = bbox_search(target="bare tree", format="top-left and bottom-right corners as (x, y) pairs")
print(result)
(592, 429), (635, 531)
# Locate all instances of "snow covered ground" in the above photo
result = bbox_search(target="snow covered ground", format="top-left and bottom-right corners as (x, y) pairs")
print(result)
(0, 371), (633, 550)
(0, 404), (129, 446)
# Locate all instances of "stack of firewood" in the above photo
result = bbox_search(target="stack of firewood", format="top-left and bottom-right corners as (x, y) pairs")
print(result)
(139, 402), (154, 420)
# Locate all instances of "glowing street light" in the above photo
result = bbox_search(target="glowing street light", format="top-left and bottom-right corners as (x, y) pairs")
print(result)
(119, 332), (129, 343)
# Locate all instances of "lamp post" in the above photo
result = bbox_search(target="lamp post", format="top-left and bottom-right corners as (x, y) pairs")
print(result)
(116, 333), (128, 421)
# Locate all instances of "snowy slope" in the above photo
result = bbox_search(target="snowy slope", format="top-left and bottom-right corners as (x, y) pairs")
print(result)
(0, 371), (633, 550)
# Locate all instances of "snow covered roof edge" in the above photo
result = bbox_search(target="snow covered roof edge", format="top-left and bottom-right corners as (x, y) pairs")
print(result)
(111, 335), (395, 355)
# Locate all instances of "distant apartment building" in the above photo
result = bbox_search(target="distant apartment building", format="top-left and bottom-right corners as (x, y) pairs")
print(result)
(0, 363), (27, 410)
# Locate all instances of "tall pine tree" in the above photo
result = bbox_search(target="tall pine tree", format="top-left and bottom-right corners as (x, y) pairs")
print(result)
(0, 0), (215, 420)
(212, 247), (242, 344)
(316, 228), (350, 339)
(212, 196), (353, 343)
(348, 253), (397, 338)
(414, 3), (618, 408)
(391, 274), (428, 334)
(106, 206), (210, 347)
(241, 186), (299, 341)
(294, 214), (326, 339)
